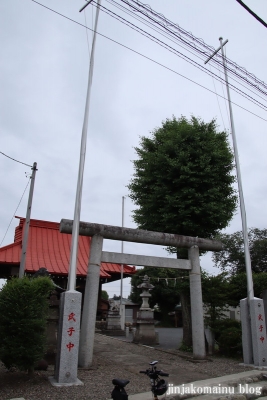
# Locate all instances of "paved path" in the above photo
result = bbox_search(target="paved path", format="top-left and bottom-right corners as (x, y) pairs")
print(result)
(109, 327), (183, 350)
(3, 332), (260, 400)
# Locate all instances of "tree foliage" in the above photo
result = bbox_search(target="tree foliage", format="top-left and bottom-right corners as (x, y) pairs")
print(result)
(101, 290), (109, 300)
(0, 276), (54, 372)
(201, 272), (230, 328)
(226, 272), (267, 306)
(130, 270), (233, 318)
(213, 228), (267, 274)
(128, 116), (237, 244)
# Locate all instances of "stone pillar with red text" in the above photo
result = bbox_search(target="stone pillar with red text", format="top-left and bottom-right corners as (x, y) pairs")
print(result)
(50, 290), (83, 386)
(250, 298), (267, 367)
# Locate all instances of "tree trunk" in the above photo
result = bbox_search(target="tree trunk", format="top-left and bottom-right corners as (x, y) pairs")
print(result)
(180, 291), (192, 347)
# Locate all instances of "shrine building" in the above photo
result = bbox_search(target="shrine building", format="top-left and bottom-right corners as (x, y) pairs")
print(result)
(0, 216), (136, 318)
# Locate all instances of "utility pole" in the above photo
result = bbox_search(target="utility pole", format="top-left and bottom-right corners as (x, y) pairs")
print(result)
(51, 0), (102, 386)
(205, 38), (267, 367)
(19, 162), (37, 278)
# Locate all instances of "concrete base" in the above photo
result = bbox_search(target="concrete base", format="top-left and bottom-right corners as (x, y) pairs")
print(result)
(132, 329), (157, 345)
(48, 376), (84, 387)
(107, 311), (121, 330)
(101, 329), (125, 336)
(133, 309), (157, 345)
(239, 363), (267, 370)
(105, 310), (124, 336)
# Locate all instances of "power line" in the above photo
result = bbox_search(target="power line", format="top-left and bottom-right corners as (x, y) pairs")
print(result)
(235, 0), (267, 28)
(0, 151), (32, 168)
(95, 2), (267, 112)
(30, 0), (267, 122)
(121, 0), (267, 92)
(107, 0), (267, 102)
(0, 178), (31, 247)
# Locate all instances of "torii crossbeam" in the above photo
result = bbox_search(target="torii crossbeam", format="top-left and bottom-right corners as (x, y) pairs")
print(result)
(59, 220), (223, 369)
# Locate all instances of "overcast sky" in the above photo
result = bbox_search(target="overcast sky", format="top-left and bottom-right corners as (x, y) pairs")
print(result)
(1, 0), (266, 297)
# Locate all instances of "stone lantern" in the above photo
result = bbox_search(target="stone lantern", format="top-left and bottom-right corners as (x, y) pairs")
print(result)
(133, 275), (157, 345)
(139, 275), (154, 310)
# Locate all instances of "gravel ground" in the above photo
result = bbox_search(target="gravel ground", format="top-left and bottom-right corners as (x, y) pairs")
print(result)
(0, 334), (254, 400)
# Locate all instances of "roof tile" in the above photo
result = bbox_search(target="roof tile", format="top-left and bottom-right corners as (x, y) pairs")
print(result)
(0, 217), (136, 278)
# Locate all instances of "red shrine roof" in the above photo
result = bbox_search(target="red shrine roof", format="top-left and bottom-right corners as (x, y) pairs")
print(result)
(0, 217), (136, 279)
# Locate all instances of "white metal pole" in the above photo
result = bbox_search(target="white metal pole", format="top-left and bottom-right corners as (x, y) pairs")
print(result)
(218, 37), (254, 300)
(67, 0), (101, 291)
(120, 196), (125, 305)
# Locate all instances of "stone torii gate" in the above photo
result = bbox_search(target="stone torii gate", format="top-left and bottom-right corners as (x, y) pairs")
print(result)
(60, 219), (223, 369)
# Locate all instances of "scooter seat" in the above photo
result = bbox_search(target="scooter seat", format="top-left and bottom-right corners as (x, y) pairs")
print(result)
(112, 379), (130, 387)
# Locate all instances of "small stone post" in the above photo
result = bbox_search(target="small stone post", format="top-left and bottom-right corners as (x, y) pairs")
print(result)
(188, 245), (205, 359)
(78, 235), (103, 368)
(50, 290), (83, 386)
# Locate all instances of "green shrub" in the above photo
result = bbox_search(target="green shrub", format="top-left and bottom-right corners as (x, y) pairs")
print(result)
(179, 340), (193, 353)
(0, 276), (54, 372)
(211, 318), (241, 341)
(211, 319), (242, 357)
(217, 326), (242, 357)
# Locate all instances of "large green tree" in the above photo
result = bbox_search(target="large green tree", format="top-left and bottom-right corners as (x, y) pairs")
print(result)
(128, 116), (237, 240)
(213, 228), (267, 275)
(128, 116), (237, 346)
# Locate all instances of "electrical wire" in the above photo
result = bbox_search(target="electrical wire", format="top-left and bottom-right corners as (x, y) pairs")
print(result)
(95, 1), (267, 112)
(30, 0), (267, 122)
(235, 0), (267, 28)
(0, 151), (32, 168)
(107, 0), (267, 104)
(0, 178), (31, 247)
(120, 0), (267, 92)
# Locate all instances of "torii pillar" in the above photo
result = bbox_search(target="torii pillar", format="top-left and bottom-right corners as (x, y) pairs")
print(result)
(60, 220), (223, 367)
